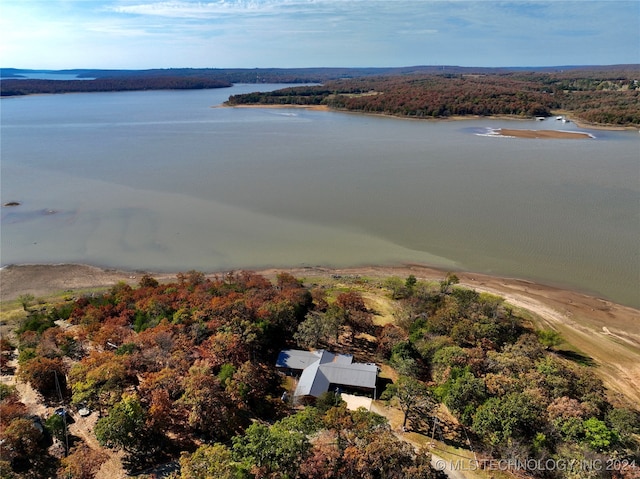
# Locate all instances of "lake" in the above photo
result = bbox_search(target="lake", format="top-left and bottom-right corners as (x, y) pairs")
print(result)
(1, 85), (639, 307)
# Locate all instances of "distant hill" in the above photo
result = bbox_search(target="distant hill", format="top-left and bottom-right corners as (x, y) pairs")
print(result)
(2, 64), (638, 91)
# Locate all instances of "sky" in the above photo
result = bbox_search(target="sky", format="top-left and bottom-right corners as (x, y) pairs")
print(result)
(1, 0), (638, 69)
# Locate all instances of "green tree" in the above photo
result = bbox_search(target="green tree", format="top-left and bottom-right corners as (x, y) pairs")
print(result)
(384, 276), (408, 299)
(69, 351), (131, 411)
(177, 444), (246, 479)
(315, 391), (346, 414)
(442, 369), (486, 426)
(583, 417), (617, 452)
(472, 392), (543, 447)
(536, 329), (563, 350)
(294, 311), (329, 349)
(382, 375), (435, 430)
(94, 393), (147, 453)
(232, 422), (309, 478)
(45, 413), (67, 445)
(439, 273), (459, 294)
(431, 345), (469, 383)
(405, 275), (417, 294)
(276, 407), (323, 435)
(606, 407), (640, 445)
(17, 294), (35, 312)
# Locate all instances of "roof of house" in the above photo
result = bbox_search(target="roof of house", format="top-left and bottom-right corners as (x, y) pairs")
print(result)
(276, 349), (353, 370)
(277, 349), (378, 398)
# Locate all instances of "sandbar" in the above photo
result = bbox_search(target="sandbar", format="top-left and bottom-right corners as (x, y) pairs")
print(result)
(493, 128), (593, 139)
(219, 103), (330, 111)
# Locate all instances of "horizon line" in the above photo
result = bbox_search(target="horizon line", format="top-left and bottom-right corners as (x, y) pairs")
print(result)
(3, 64), (640, 72)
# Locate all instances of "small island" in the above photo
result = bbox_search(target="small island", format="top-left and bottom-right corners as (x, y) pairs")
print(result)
(492, 128), (594, 139)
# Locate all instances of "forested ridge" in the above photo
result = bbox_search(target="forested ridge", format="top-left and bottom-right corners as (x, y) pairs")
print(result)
(3, 66), (639, 126)
(227, 68), (640, 126)
(1, 271), (639, 478)
(0, 76), (233, 96)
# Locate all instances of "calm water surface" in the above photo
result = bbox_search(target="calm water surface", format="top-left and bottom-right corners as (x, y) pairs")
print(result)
(1, 85), (639, 307)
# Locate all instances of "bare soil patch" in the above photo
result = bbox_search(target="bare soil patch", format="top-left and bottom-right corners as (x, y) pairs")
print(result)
(0, 264), (175, 301)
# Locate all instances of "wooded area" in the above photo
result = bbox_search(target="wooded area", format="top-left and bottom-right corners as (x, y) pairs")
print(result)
(2, 271), (639, 478)
(227, 68), (640, 126)
(3, 66), (639, 126)
(0, 77), (232, 96)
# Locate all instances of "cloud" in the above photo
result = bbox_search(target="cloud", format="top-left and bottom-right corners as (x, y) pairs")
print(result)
(0, 0), (637, 69)
(108, 0), (301, 18)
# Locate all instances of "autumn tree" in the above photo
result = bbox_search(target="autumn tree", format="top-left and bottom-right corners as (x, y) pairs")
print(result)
(69, 351), (133, 411)
(0, 418), (45, 472)
(18, 356), (68, 397)
(304, 406), (442, 479)
(57, 443), (108, 479)
(179, 362), (246, 441)
(335, 291), (373, 342)
(227, 361), (281, 417)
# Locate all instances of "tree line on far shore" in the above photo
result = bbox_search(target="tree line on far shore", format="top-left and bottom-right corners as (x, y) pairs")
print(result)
(0, 77), (233, 96)
(3, 66), (639, 127)
(227, 69), (640, 126)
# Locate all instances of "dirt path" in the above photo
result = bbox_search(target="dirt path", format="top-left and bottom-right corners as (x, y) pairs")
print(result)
(0, 347), (126, 479)
(68, 413), (126, 479)
(370, 401), (474, 479)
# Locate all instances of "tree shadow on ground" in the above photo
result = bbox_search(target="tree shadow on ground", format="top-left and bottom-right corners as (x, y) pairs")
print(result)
(555, 349), (596, 366)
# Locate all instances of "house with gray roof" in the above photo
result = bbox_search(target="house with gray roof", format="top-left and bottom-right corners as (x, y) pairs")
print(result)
(276, 349), (379, 402)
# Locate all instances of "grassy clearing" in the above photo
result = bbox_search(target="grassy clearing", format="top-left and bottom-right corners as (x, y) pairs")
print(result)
(0, 287), (109, 340)
(361, 291), (397, 326)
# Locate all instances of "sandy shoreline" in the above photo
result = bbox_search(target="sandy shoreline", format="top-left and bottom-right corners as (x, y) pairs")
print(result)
(2, 262), (639, 406)
(220, 103), (638, 131)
